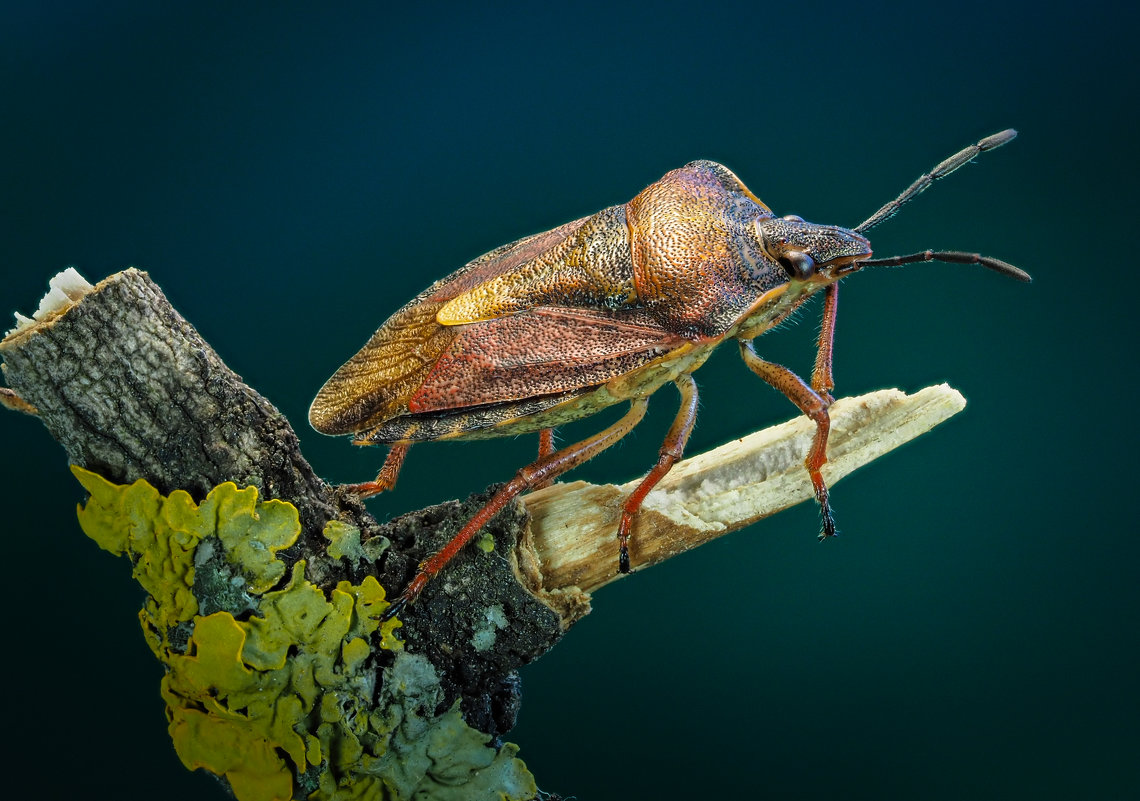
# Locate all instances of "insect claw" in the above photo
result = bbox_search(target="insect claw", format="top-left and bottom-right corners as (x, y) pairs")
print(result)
(618, 546), (631, 574)
(616, 508), (637, 574)
(382, 567), (431, 621)
(380, 595), (406, 622)
(812, 476), (838, 539)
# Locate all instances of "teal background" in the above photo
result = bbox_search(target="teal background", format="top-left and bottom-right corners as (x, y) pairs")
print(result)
(1, 1), (1135, 799)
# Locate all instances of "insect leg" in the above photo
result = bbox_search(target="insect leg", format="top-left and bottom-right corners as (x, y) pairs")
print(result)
(383, 398), (650, 619)
(533, 428), (557, 489)
(616, 373), (699, 574)
(343, 443), (411, 498)
(811, 283), (839, 402)
(738, 340), (836, 539)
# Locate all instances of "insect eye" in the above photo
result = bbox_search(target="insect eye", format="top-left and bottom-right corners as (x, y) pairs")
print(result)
(778, 251), (816, 281)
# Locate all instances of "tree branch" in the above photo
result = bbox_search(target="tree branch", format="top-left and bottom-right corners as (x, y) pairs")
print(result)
(0, 268), (563, 798)
(2, 267), (965, 800)
(518, 383), (964, 618)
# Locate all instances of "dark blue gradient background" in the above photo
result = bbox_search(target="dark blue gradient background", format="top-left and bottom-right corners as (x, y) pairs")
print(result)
(2, 2), (1135, 799)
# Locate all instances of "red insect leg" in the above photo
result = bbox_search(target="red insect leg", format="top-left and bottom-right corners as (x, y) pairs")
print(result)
(533, 428), (557, 490)
(616, 373), (699, 573)
(812, 283), (839, 402)
(738, 340), (836, 539)
(384, 399), (650, 619)
(538, 427), (556, 459)
(344, 442), (411, 498)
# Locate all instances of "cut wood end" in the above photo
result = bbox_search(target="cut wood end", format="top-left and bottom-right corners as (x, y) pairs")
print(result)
(520, 384), (965, 621)
(3, 267), (97, 344)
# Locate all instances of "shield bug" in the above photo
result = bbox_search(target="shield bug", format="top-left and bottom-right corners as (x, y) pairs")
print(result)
(310, 130), (1030, 617)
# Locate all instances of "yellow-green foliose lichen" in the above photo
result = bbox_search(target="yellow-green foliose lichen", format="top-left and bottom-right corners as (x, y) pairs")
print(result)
(323, 519), (390, 568)
(71, 466), (536, 801)
(162, 562), (404, 800)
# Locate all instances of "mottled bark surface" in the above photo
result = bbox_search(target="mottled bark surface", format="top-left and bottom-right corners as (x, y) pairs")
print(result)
(2, 269), (342, 535)
(0, 268), (564, 739)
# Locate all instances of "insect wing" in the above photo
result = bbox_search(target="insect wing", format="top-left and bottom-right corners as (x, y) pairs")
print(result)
(424, 216), (593, 304)
(406, 306), (686, 414)
(309, 215), (593, 435)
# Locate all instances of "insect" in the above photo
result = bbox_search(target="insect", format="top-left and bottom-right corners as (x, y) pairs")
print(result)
(310, 130), (1030, 618)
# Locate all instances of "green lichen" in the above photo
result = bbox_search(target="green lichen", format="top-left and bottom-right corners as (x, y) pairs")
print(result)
(161, 613), (297, 801)
(72, 467), (537, 801)
(73, 465), (301, 646)
(163, 563), (403, 799)
(324, 519), (389, 567)
(471, 604), (509, 653)
(475, 529), (496, 553)
(327, 651), (537, 801)
(324, 520), (366, 564)
(191, 537), (259, 618)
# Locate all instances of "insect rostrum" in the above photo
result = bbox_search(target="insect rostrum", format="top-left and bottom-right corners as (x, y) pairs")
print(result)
(310, 130), (1030, 618)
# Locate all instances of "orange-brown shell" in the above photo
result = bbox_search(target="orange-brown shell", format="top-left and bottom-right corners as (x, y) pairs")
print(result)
(309, 161), (785, 442)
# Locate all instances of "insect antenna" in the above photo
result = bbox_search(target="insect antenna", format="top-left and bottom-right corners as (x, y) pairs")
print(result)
(855, 129), (1018, 234)
(858, 250), (1031, 282)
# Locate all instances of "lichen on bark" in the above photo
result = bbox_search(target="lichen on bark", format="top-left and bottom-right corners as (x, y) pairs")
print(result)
(2, 269), (566, 801)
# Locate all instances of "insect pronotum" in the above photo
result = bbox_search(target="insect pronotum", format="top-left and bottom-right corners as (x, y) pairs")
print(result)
(310, 130), (1030, 618)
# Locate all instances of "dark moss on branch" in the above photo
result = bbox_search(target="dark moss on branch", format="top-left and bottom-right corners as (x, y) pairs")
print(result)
(377, 486), (563, 736)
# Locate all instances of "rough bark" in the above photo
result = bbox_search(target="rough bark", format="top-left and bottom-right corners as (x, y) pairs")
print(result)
(0, 268), (564, 738)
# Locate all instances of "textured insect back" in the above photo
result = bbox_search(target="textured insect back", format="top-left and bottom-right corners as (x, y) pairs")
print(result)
(626, 161), (779, 338)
